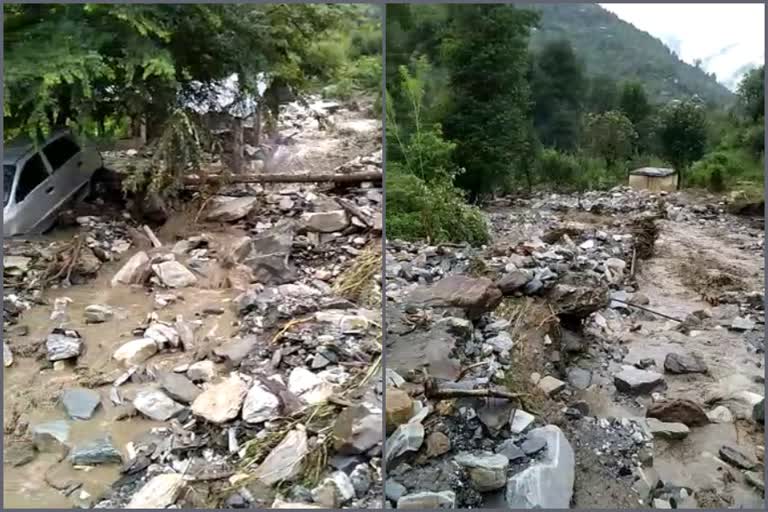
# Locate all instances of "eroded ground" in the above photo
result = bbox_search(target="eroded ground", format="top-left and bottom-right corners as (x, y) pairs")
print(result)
(3, 96), (384, 509)
(384, 188), (764, 509)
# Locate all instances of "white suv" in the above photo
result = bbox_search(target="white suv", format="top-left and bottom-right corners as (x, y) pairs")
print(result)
(3, 130), (103, 236)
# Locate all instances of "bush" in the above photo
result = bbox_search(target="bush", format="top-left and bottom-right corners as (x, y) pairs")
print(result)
(387, 168), (489, 244)
(688, 149), (763, 191)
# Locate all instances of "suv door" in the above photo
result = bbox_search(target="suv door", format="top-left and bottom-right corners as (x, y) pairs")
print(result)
(8, 152), (57, 234)
(42, 133), (86, 208)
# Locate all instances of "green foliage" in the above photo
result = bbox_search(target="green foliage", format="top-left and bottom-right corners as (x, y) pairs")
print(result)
(619, 81), (651, 125)
(688, 149), (763, 192)
(442, 4), (539, 199)
(586, 75), (619, 114)
(387, 169), (489, 244)
(531, 39), (586, 151)
(386, 62), (489, 244)
(737, 65), (764, 123)
(658, 99), (708, 185)
(583, 110), (637, 169)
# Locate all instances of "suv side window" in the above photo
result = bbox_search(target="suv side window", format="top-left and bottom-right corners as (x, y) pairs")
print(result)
(43, 136), (80, 170)
(16, 153), (49, 203)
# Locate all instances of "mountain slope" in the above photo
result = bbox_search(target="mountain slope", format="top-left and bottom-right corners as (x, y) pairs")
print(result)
(525, 3), (735, 106)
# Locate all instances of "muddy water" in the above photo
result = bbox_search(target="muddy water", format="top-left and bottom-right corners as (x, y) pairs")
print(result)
(4, 248), (240, 508)
(576, 218), (765, 507)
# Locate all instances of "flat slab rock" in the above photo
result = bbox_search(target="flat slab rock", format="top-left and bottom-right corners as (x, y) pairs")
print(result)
(614, 366), (666, 395)
(191, 374), (248, 424)
(127, 473), (186, 508)
(61, 388), (101, 420)
(506, 425), (575, 509)
(647, 399), (709, 427)
(407, 275), (503, 318)
(645, 418), (690, 440)
(397, 491), (456, 509)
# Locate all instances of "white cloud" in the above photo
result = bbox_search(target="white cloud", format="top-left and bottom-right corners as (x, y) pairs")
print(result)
(600, 3), (764, 90)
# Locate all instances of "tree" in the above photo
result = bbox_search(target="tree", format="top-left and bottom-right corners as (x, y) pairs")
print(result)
(737, 65), (764, 123)
(441, 4), (539, 200)
(619, 81), (651, 126)
(658, 99), (707, 188)
(586, 75), (619, 114)
(531, 39), (586, 151)
(584, 111), (637, 170)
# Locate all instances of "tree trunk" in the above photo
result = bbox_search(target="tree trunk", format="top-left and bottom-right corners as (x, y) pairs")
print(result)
(232, 117), (244, 173)
(250, 106), (261, 147)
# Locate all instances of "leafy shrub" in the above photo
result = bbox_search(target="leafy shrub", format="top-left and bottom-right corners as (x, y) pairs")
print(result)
(387, 168), (489, 244)
(688, 149), (763, 191)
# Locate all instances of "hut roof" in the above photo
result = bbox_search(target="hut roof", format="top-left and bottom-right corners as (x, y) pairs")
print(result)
(630, 167), (676, 177)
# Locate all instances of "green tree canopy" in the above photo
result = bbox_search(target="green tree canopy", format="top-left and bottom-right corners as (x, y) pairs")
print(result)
(658, 99), (708, 186)
(442, 4), (539, 199)
(584, 110), (638, 170)
(531, 39), (586, 150)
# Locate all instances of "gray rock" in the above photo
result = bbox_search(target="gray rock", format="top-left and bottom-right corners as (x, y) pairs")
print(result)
(84, 304), (113, 323)
(454, 452), (509, 491)
(384, 481), (407, 502)
(407, 275), (503, 318)
(497, 270), (532, 295)
(152, 261), (197, 288)
(509, 409), (536, 434)
(506, 425), (575, 509)
(567, 367), (592, 390)
(644, 418), (689, 440)
(745, 471), (765, 492)
(111, 251), (149, 286)
(113, 337), (158, 366)
(252, 428), (308, 486)
(213, 337), (257, 367)
(302, 210), (349, 232)
(524, 278), (544, 295)
(397, 491), (456, 509)
(730, 316), (756, 331)
(3, 342), (12, 367)
(127, 473), (186, 508)
(385, 421), (424, 464)
(486, 332), (514, 353)
(46, 330), (83, 361)
(537, 376), (566, 396)
(61, 388), (101, 420)
(206, 196), (258, 222)
(187, 360), (217, 382)
(242, 382), (280, 424)
(718, 445), (757, 470)
(753, 398), (764, 424)
(191, 374), (248, 424)
(350, 464), (373, 497)
(663, 353), (708, 374)
(521, 437), (547, 456)
(158, 372), (201, 404)
(31, 420), (71, 453)
(69, 437), (123, 465)
(496, 439), (526, 462)
(707, 405), (734, 424)
(333, 404), (382, 455)
(133, 389), (185, 422)
(614, 366), (666, 395)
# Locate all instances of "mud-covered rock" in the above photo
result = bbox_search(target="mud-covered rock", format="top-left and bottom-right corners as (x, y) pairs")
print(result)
(454, 452), (509, 491)
(407, 275), (502, 318)
(191, 374), (248, 423)
(647, 399), (709, 427)
(46, 329), (83, 361)
(663, 353), (708, 374)
(614, 366), (666, 395)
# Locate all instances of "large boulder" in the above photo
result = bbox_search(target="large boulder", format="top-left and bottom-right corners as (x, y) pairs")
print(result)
(407, 275), (503, 318)
(547, 283), (609, 318)
(191, 374), (248, 424)
(663, 353), (708, 374)
(505, 425), (575, 508)
(206, 196), (258, 222)
(111, 251), (150, 287)
(152, 261), (197, 288)
(647, 399), (709, 427)
(614, 366), (666, 395)
(455, 452), (509, 491)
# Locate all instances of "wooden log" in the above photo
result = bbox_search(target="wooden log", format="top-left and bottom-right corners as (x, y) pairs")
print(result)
(183, 170), (381, 186)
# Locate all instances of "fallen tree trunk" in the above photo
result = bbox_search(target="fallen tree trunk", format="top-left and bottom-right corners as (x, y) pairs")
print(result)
(183, 170), (381, 186)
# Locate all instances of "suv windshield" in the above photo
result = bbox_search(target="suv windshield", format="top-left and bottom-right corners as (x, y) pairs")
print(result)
(3, 164), (16, 207)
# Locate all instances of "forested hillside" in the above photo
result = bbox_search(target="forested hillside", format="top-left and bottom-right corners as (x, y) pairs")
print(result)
(386, 4), (763, 244)
(527, 3), (736, 106)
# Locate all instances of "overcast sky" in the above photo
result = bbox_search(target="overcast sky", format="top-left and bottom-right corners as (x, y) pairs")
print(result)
(600, 3), (764, 90)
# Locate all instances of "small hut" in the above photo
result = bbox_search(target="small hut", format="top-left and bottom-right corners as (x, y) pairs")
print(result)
(629, 167), (678, 192)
